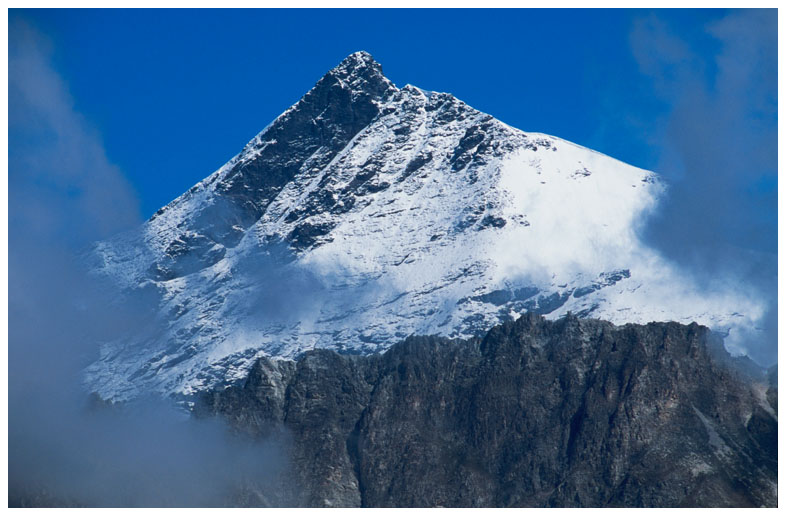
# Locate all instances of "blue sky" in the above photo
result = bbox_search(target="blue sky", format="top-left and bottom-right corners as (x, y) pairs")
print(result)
(8, 8), (778, 363)
(12, 8), (762, 217)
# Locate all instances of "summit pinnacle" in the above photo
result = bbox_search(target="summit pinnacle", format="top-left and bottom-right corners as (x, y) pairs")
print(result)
(85, 53), (765, 400)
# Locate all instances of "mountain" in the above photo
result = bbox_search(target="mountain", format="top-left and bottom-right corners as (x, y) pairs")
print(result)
(197, 315), (777, 507)
(85, 51), (765, 401)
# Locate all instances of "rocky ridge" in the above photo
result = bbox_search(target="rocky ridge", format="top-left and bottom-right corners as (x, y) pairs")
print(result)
(198, 315), (777, 507)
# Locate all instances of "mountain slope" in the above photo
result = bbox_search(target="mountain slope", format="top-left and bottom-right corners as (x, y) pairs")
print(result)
(85, 51), (765, 400)
(197, 315), (777, 507)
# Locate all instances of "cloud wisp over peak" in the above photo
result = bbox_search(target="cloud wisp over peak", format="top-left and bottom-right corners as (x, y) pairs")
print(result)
(629, 9), (777, 365)
(8, 17), (292, 507)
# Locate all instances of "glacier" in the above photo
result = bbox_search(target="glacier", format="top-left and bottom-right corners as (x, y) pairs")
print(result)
(84, 51), (765, 400)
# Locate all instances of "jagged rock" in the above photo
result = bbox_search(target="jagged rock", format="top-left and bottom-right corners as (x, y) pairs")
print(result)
(197, 315), (777, 507)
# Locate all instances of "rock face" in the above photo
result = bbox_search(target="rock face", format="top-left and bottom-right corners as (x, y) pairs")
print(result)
(198, 315), (777, 507)
(85, 51), (765, 401)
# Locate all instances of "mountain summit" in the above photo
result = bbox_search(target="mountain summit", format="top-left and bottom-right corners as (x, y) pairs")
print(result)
(86, 52), (765, 400)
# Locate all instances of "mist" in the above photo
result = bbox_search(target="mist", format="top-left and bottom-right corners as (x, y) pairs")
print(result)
(629, 10), (777, 366)
(8, 18), (292, 507)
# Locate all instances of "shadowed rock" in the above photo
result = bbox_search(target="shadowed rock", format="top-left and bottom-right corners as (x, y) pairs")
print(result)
(198, 314), (777, 507)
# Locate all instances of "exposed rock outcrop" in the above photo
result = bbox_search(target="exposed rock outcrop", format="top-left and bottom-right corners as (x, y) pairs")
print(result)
(198, 314), (777, 507)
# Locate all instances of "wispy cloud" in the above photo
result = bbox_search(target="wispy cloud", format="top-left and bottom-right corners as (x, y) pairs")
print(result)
(629, 9), (777, 365)
(9, 18), (141, 247)
(8, 17), (291, 506)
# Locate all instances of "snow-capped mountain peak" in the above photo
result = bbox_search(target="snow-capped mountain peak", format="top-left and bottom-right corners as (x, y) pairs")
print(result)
(86, 52), (765, 401)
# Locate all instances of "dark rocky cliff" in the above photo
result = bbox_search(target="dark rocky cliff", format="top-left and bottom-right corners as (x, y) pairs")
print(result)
(197, 314), (777, 507)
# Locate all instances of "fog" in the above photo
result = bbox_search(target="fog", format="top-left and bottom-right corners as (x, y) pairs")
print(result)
(8, 19), (292, 507)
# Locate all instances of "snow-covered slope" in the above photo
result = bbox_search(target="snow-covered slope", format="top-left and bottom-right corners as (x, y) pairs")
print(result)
(85, 51), (765, 400)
